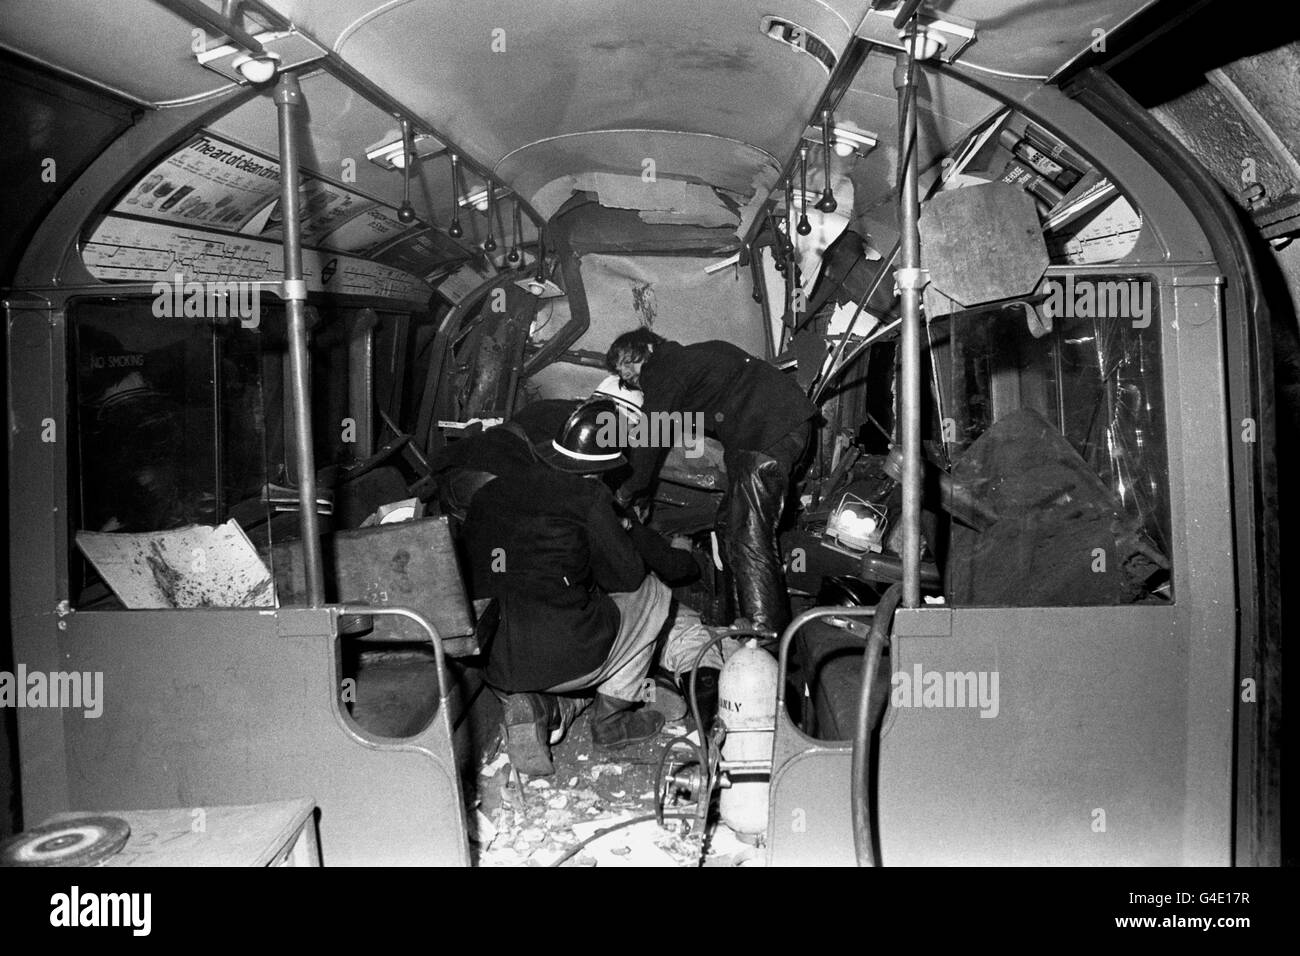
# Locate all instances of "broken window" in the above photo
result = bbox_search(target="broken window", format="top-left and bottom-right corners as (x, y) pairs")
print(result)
(930, 275), (1172, 605)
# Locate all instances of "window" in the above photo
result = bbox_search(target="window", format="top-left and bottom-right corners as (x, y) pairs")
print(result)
(66, 296), (368, 606)
(930, 274), (1172, 605)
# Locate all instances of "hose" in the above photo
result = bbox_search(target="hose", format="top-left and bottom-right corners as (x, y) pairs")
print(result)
(548, 813), (661, 867)
(687, 627), (771, 780)
(558, 628), (769, 869)
(851, 582), (901, 867)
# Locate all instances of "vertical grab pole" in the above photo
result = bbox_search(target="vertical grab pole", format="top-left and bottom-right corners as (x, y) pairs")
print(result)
(275, 72), (326, 606)
(894, 39), (923, 610)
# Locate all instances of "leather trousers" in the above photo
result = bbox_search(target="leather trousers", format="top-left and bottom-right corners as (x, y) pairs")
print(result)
(720, 423), (812, 634)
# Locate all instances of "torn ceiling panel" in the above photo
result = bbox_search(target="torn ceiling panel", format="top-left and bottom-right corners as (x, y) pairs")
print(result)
(588, 172), (738, 229)
(549, 201), (743, 256)
(497, 129), (781, 238)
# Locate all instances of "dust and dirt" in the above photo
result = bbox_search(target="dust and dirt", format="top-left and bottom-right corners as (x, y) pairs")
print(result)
(468, 709), (757, 867)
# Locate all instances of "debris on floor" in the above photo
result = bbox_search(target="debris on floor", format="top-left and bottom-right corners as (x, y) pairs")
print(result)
(470, 706), (714, 867)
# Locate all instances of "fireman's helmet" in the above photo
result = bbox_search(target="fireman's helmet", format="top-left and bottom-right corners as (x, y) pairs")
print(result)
(534, 398), (627, 474)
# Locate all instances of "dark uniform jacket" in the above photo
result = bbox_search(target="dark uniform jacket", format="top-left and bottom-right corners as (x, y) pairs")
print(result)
(427, 400), (582, 515)
(429, 424), (534, 480)
(620, 340), (818, 500)
(429, 399), (584, 481)
(465, 462), (646, 691)
(626, 519), (698, 586)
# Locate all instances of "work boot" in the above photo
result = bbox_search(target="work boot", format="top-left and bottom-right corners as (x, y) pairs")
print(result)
(682, 667), (721, 736)
(502, 692), (560, 776)
(590, 694), (665, 750)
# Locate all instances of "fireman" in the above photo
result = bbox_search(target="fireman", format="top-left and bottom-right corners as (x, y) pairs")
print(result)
(464, 398), (722, 774)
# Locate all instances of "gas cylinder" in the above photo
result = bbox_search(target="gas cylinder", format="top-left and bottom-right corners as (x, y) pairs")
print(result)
(718, 638), (779, 838)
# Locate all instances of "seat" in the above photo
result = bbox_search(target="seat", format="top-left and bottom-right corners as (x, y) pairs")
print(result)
(267, 515), (483, 656)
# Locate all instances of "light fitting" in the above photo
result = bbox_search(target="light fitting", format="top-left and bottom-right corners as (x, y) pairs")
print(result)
(759, 17), (836, 72)
(366, 132), (446, 171)
(833, 126), (878, 157)
(232, 51), (279, 84)
(861, 7), (977, 63)
(195, 30), (325, 84)
(459, 187), (509, 212)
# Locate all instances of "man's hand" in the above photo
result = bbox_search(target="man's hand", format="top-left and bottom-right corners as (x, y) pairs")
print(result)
(614, 489), (649, 523)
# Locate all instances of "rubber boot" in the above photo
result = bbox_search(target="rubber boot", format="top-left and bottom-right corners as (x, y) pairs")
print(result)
(503, 692), (560, 776)
(682, 667), (721, 736)
(590, 694), (665, 750)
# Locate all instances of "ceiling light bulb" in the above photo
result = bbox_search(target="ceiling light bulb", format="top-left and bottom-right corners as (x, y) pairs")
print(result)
(233, 52), (280, 84)
(904, 27), (946, 61)
(829, 127), (877, 157)
(474, 198), (490, 213)
(390, 151), (408, 170)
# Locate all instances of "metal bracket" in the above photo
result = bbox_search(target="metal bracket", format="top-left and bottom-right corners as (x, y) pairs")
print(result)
(894, 266), (930, 292)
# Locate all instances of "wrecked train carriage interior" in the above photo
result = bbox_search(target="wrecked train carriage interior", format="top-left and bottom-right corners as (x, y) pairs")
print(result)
(1, 0), (1289, 867)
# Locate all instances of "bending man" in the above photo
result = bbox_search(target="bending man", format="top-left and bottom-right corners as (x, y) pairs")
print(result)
(607, 329), (817, 635)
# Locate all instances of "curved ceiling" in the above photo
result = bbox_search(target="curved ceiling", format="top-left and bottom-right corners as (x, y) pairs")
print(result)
(272, 0), (870, 235)
(0, 0), (236, 104)
(893, 0), (1160, 79)
(0, 0), (1158, 273)
(317, 0), (860, 161)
